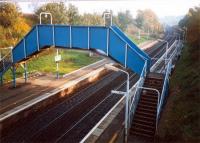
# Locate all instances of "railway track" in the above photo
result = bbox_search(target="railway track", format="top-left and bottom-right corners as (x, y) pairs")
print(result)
(1, 36), (176, 143)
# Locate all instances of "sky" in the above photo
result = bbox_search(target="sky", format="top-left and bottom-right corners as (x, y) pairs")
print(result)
(16, 0), (200, 18)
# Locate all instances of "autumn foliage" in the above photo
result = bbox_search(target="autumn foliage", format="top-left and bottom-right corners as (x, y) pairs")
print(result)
(0, 3), (30, 48)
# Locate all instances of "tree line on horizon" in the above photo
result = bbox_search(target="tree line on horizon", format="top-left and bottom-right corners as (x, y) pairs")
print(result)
(0, 2), (163, 48)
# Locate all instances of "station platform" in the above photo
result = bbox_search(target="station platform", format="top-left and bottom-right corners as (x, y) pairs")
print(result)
(0, 59), (111, 118)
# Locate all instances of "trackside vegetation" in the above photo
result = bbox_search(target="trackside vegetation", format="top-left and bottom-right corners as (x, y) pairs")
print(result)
(157, 6), (200, 142)
(157, 44), (200, 142)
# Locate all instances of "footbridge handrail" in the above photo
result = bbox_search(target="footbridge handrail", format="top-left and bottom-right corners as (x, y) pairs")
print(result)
(129, 60), (147, 126)
(150, 40), (177, 72)
(157, 59), (172, 119)
(157, 40), (183, 120)
(0, 51), (13, 76)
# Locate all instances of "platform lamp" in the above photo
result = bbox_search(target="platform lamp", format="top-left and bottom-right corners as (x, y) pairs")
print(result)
(103, 11), (113, 26)
(39, 12), (52, 25)
(104, 64), (130, 143)
(158, 39), (169, 67)
(39, 12), (59, 79)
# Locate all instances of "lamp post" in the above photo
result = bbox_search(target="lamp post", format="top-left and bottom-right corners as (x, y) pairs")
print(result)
(39, 12), (52, 24)
(183, 27), (187, 41)
(175, 33), (180, 44)
(179, 28), (185, 42)
(104, 64), (129, 143)
(158, 39), (169, 66)
(103, 11), (113, 26)
(40, 12), (60, 79)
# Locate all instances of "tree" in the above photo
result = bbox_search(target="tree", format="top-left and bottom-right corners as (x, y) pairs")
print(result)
(135, 9), (162, 34)
(115, 10), (134, 31)
(35, 3), (80, 25)
(0, 2), (30, 48)
(35, 2), (68, 24)
(80, 13), (103, 26)
(66, 4), (80, 25)
(179, 6), (200, 60)
(0, 3), (20, 28)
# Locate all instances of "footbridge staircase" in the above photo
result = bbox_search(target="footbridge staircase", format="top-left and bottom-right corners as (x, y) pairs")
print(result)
(127, 39), (183, 142)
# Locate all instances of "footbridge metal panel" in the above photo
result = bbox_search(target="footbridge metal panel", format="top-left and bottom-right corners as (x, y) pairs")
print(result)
(2, 24), (151, 77)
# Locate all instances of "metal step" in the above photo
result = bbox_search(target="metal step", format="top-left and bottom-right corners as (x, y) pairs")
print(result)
(132, 118), (155, 126)
(142, 94), (158, 100)
(142, 89), (161, 95)
(140, 100), (157, 107)
(135, 110), (156, 119)
(138, 103), (157, 111)
(132, 122), (155, 131)
(140, 96), (157, 103)
(130, 126), (155, 136)
(134, 114), (156, 122)
(137, 105), (156, 114)
(143, 84), (162, 90)
(130, 131), (154, 139)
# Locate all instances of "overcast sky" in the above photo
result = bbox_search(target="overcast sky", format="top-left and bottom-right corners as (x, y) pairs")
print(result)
(17, 0), (200, 18)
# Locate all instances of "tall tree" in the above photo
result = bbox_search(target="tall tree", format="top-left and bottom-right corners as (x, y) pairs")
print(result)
(0, 2), (30, 48)
(115, 10), (133, 31)
(179, 6), (200, 60)
(135, 9), (162, 33)
(0, 3), (20, 28)
(80, 13), (103, 26)
(35, 2), (68, 24)
(35, 3), (80, 25)
(66, 4), (80, 25)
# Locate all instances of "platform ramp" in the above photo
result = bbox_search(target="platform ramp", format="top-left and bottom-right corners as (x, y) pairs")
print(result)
(0, 25), (151, 77)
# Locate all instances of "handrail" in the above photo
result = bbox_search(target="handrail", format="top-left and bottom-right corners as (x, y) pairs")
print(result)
(134, 86), (160, 131)
(150, 40), (177, 72)
(128, 60), (147, 127)
(0, 50), (12, 62)
(0, 49), (13, 77)
(157, 58), (172, 119)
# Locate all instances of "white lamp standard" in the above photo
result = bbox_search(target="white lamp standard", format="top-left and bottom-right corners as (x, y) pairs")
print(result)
(103, 11), (113, 26)
(158, 39), (169, 66)
(39, 12), (59, 79)
(39, 12), (52, 24)
(104, 64), (130, 143)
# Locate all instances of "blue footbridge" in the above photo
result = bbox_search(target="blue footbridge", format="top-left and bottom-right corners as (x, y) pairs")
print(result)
(0, 25), (151, 84)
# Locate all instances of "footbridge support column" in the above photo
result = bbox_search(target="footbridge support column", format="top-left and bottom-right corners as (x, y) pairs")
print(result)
(0, 75), (3, 86)
(12, 65), (16, 88)
(24, 62), (28, 83)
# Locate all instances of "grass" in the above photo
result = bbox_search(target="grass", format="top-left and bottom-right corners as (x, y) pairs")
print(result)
(3, 48), (102, 82)
(127, 34), (154, 45)
(157, 44), (200, 142)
